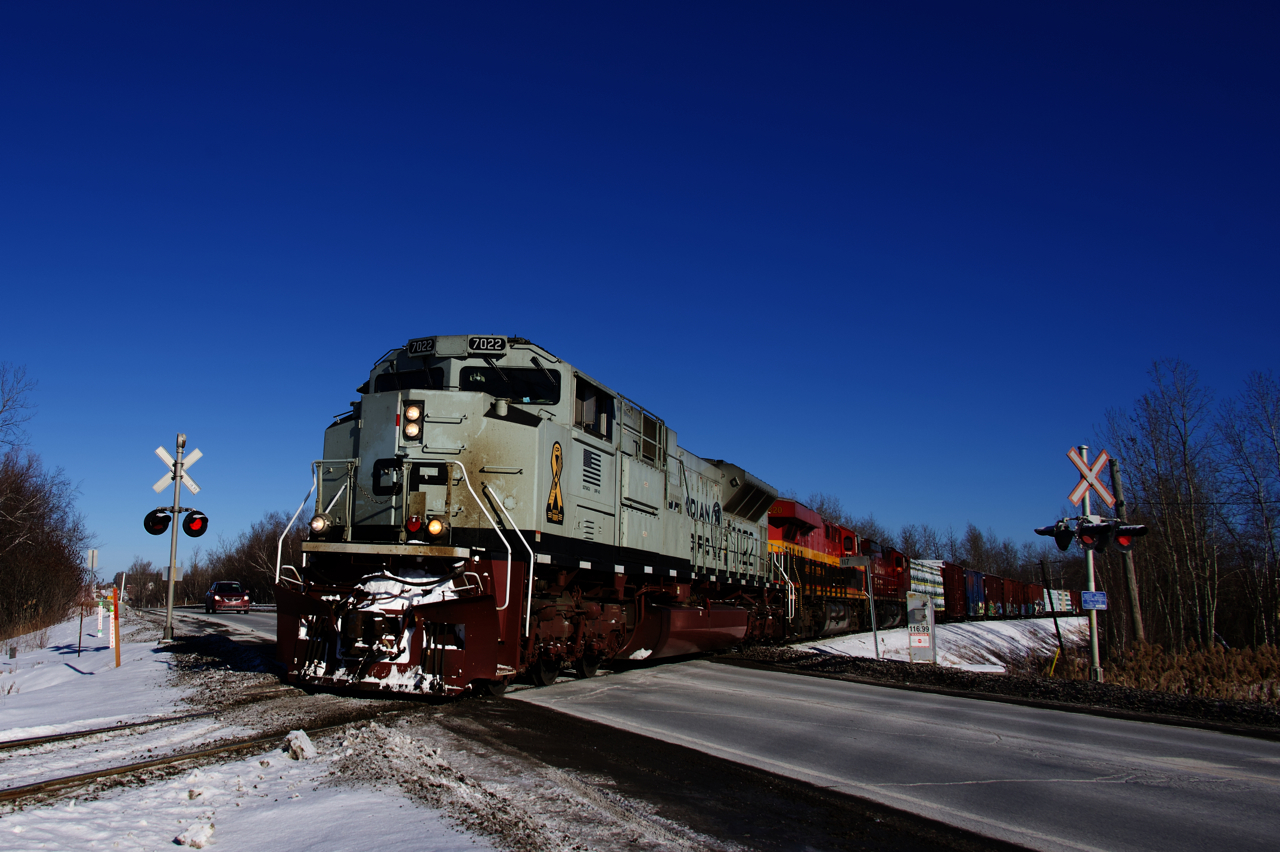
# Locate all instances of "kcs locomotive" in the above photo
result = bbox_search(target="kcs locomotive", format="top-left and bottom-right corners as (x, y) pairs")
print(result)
(276, 335), (907, 695)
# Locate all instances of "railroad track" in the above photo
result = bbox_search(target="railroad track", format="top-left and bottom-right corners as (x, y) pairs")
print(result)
(0, 685), (298, 753)
(0, 719), (358, 804)
(0, 684), (417, 806)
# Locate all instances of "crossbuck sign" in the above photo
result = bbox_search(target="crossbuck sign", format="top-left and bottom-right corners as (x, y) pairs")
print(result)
(153, 446), (202, 494)
(1067, 447), (1115, 508)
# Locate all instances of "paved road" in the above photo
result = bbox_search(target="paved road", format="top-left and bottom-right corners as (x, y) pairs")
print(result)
(159, 606), (278, 648)
(513, 660), (1280, 852)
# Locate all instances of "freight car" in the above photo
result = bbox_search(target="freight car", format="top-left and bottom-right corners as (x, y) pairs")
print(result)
(928, 561), (1074, 623)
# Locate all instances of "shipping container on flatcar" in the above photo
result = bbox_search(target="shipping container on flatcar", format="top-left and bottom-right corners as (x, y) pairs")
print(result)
(941, 562), (966, 621)
(982, 574), (1005, 617)
(964, 568), (986, 618)
(1044, 588), (1072, 613)
(909, 559), (945, 616)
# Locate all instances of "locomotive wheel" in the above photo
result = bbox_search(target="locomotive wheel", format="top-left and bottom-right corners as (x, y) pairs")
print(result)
(478, 679), (508, 697)
(530, 657), (561, 687)
(573, 655), (600, 679)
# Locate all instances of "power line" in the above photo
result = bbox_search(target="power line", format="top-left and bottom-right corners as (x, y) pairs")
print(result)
(1133, 499), (1280, 506)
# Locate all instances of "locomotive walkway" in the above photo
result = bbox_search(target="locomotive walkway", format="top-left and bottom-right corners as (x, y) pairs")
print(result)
(514, 659), (1280, 852)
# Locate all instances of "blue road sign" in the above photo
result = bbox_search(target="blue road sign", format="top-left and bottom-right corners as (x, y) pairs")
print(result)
(1081, 591), (1108, 610)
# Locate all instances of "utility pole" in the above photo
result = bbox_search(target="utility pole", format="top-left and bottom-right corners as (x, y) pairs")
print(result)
(1109, 457), (1146, 645)
(1040, 557), (1065, 659)
(163, 434), (186, 641)
(866, 564), (880, 660)
(1080, 445), (1104, 682)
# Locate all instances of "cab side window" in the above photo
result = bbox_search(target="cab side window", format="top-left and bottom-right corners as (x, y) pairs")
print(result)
(575, 377), (614, 440)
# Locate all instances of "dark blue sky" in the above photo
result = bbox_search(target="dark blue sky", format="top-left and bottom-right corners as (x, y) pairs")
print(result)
(3, 3), (1276, 577)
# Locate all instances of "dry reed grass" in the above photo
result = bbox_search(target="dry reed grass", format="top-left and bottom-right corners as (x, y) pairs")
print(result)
(1022, 643), (1280, 705)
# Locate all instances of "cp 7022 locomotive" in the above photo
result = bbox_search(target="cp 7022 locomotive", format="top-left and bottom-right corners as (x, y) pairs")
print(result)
(275, 335), (903, 695)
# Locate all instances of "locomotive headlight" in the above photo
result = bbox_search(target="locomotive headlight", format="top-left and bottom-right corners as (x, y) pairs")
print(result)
(403, 420), (421, 439)
(426, 518), (445, 536)
(404, 404), (422, 421)
(309, 513), (332, 533)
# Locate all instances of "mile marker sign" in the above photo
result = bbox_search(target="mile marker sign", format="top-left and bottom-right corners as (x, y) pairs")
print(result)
(1067, 447), (1115, 508)
(153, 446), (202, 494)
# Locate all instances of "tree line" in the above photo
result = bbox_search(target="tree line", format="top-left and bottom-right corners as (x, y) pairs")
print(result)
(0, 364), (94, 642)
(1097, 360), (1280, 652)
(801, 359), (1280, 655)
(796, 491), (1058, 584)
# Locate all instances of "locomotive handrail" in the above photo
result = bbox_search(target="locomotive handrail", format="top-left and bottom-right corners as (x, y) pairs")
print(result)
(483, 483), (536, 634)
(324, 482), (347, 514)
(771, 552), (796, 620)
(276, 468), (318, 584)
(443, 461), (513, 611)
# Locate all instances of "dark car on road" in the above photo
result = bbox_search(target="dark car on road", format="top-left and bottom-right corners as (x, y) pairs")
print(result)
(205, 581), (251, 613)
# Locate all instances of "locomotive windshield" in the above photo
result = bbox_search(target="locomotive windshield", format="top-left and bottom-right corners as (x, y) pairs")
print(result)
(460, 366), (561, 404)
(373, 367), (446, 392)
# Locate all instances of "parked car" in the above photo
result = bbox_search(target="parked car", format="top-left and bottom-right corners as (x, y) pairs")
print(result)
(205, 581), (251, 613)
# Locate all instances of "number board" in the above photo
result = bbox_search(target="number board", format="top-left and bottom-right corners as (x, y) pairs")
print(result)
(468, 336), (507, 354)
(406, 337), (436, 356)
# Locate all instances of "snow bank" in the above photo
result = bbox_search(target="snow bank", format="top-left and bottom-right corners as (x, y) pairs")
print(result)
(0, 611), (187, 741)
(0, 617), (496, 852)
(800, 617), (1089, 672)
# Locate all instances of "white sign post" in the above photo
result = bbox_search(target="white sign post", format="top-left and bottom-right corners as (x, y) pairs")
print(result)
(907, 592), (937, 664)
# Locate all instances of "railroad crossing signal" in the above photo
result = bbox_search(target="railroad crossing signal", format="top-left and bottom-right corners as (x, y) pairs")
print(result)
(154, 446), (202, 494)
(1067, 447), (1115, 508)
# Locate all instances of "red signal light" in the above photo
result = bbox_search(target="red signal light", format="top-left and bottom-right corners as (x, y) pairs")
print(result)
(144, 509), (171, 535)
(182, 511), (209, 538)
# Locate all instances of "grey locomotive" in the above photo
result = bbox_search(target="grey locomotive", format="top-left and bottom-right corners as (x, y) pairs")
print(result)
(276, 335), (790, 695)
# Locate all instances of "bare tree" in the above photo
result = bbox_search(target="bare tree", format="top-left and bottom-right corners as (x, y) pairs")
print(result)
(917, 523), (944, 561)
(1218, 371), (1280, 645)
(0, 450), (93, 639)
(805, 492), (846, 524)
(1103, 359), (1227, 650)
(0, 363), (36, 450)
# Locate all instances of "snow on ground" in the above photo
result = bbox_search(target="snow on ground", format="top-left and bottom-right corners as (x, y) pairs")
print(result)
(800, 616), (1090, 672)
(0, 612), (187, 741)
(2, 730), (496, 852)
(1, 610), (1091, 850)
(0, 615), (497, 852)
